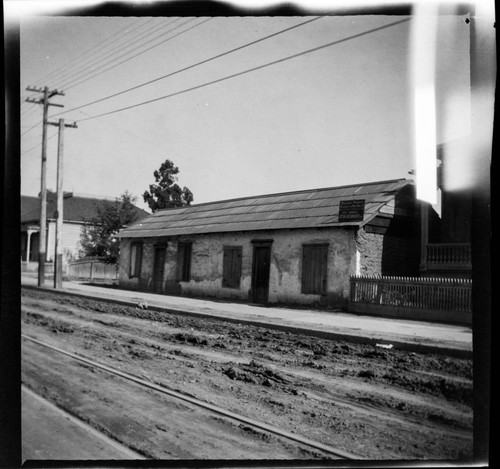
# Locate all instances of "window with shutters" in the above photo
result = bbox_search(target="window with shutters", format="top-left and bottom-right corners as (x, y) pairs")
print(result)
(222, 246), (242, 289)
(176, 242), (192, 282)
(301, 244), (328, 295)
(129, 242), (143, 278)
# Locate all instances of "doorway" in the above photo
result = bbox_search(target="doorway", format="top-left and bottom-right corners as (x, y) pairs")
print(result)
(251, 241), (272, 304)
(153, 246), (166, 293)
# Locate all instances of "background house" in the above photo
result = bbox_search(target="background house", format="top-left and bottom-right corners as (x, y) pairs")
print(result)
(118, 179), (430, 308)
(21, 192), (149, 272)
(419, 140), (473, 278)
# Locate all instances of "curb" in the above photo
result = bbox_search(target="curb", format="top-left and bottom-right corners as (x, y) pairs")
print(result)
(22, 284), (472, 359)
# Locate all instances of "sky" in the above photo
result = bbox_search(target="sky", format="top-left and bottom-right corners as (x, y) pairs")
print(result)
(17, 5), (472, 212)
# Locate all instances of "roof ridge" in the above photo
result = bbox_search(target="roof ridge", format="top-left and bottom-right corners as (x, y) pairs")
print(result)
(155, 178), (411, 213)
(143, 196), (396, 225)
(121, 213), (364, 235)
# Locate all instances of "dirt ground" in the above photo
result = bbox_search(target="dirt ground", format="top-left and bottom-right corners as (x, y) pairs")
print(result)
(21, 287), (473, 461)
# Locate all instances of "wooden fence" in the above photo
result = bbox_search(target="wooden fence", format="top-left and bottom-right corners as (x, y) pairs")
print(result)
(67, 258), (118, 281)
(349, 275), (472, 325)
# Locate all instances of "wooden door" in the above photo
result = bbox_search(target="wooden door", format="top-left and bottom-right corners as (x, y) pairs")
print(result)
(153, 247), (166, 293)
(301, 244), (328, 295)
(251, 244), (272, 304)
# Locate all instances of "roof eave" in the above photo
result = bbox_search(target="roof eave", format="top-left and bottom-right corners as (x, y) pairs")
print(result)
(117, 221), (365, 239)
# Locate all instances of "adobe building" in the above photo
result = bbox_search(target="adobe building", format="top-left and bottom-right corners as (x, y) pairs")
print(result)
(117, 179), (429, 308)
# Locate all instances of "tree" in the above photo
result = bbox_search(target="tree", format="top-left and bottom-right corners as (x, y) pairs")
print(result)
(143, 159), (193, 213)
(80, 191), (140, 264)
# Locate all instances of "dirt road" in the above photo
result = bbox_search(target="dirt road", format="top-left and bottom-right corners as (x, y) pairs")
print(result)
(22, 385), (145, 460)
(21, 288), (473, 460)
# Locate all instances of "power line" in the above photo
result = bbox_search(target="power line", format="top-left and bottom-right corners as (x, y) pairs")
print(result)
(21, 132), (58, 156)
(56, 18), (184, 90)
(56, 17), (321, 117)
(22, 98), (42, 119)
(23, 90), (66, 137)
(62, 18), (206, 92)
(21, 120), (42, 138)
(76, 18), (410, 124)
(46, 18), (161, 89)
(30, 17), (151, 87)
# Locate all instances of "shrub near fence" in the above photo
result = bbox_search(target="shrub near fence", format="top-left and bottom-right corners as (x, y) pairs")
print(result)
(67, 258), (118, 281)
(349, 275), (472, 325)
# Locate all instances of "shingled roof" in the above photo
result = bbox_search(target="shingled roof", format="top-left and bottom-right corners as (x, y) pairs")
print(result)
(21, 193), (149, 224)
(118, 179), (416, 239)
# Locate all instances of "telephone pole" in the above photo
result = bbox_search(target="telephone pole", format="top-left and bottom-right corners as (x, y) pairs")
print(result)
(25, 86), (64, 287)
(47, 119), (78, 289)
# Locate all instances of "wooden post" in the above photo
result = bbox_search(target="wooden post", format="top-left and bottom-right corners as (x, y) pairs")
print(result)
(38, 87), (49, 286)
(25, 86), (65, 286)
(47, 119), (77, 289)
(54, 119), (64, 289)
(26, 230), (32, 262)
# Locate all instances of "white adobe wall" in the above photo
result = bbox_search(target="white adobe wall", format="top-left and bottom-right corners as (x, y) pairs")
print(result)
(119, 227), (358, 307)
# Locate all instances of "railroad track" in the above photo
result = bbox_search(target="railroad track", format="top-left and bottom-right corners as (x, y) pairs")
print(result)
(22, 333), (359, 460)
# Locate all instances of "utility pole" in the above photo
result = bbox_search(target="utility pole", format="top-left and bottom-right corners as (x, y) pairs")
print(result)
(47, 119), (78, 289)
(25, 86), (64, 286)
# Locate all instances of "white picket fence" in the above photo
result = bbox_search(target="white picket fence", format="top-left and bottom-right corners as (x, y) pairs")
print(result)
(349, 275), (472, 324)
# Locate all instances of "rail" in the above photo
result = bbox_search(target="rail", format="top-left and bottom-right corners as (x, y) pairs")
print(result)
(22, 334), (358, 460)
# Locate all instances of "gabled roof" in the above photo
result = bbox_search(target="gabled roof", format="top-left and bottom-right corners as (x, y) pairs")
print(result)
(118, 179), (416, 239)
(21, 193), (149, 224)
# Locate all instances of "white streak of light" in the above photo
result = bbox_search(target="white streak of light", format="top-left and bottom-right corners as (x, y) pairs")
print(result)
(411, 2), (439, 204)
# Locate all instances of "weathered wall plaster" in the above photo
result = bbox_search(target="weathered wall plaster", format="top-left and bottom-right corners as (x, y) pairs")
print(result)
(119, 227), (358, 307)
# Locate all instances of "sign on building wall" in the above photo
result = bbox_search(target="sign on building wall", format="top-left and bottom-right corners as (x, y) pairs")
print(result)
(339, 199), (365, 222)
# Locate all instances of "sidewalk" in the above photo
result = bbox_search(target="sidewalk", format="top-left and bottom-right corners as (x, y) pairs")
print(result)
(21, 275), (472, 358)
(22, 385), (144, 461)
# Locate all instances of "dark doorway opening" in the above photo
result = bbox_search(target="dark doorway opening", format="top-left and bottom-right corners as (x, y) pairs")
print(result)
(251, 241), (272, 304)
(153, 246), (166, 293)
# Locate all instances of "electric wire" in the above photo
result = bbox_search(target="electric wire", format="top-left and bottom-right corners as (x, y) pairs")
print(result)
(22, 95), (43, 119)
(56, 18), (185, 90)
(32, 17), (149, 86)
(59, 17), (199, 91)
(21, 108), (38, 120)
(21, 120), (42, 138)
(76, 18), (411, 123)
(54, 102), (251, 187)
(21, 132), (58, 156)
(21, 97), (38, 115)
(51, 18), (169, 90)
(30, 17), (151, 88)
(55, 17), (322, 117)
(22, 96), (66, 138)
(61, 18), (209, 92)
(21, 109), (40, 124)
